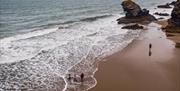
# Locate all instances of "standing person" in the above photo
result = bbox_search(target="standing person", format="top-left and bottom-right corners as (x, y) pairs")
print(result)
(149, 43), (152, 56)
(67, 74), (72, 84)
(149, 51), (152, 57)
(67, 74), (71, 81)
(149, 43), (152, 49)
(80, 73), (84, 82)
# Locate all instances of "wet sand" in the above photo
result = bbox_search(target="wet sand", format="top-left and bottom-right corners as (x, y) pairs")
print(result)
(89, 28), (180, 91)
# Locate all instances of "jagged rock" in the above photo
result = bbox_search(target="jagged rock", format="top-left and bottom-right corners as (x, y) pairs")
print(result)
(121, 0), (151, 17)
(121, 0), (142, 17)
(117, 15), (156, 24)
(169, 1), (177, 6)
(154, 12), (169, 16)
(157, 3), (172, 8)
(167, 0), (180, 27)
(122, 24), (144, 30)
(117, 0), (156, 24)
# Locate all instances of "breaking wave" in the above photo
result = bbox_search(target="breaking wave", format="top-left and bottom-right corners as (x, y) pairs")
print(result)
(0, 15), (142, 91)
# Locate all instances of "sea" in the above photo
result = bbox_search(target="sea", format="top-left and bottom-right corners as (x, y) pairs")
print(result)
(0, 0), (173, 91)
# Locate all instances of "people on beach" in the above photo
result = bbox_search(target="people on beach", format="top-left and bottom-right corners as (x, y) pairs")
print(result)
(73, 74), (78, 82)
(67, 73), (85, 84)
(67, 74), (72, 81)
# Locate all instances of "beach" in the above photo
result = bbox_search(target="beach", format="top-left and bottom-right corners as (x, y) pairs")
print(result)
(1, 0), (180, 90)
(90, 24), (180, 91)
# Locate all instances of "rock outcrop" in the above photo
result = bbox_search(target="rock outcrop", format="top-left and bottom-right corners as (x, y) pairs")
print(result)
(121, 24), (144, 30)
(157, 3), (172, 8)
(167, 0), (180, 27)
(117, 0), (156, 24)
(154, 12), (169, 16)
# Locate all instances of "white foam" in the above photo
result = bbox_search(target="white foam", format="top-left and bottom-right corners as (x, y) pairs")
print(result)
(150, 5), (173, 20)
(0, 27), (58, 44)
(0, 14), (125, 64)
(0, 14), (142, 91)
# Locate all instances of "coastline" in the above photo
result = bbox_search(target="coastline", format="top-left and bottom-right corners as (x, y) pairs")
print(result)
(89, 24), (180, 91)
(1, 0), (180, 90)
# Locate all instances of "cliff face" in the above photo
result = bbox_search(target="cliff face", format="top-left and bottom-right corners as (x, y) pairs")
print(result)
(168, 0), (180, 27)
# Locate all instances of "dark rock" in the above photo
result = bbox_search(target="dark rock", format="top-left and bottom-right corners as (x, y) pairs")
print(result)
(117, 14), (156, 24)
(117, 0), (156, 24)
(158, 17), (165, 20)
(167, 0), (180, 27)
(121, 0), (150, 17)
(154, 12), (169, 16)
(139, 9), (150, 16)
(169, 1), (177, 6)
(121, 24), (144, 30)
(121, 0), (142, 17)
(157, 3), (172, 8)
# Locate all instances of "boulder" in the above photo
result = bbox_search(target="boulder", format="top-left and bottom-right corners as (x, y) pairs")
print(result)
(117, 0), (156, 24)
(157, 3), (172, 8)
(121, 24), (144, 30)
(154, 12), (169, 16)
(117, 15), (156, 24)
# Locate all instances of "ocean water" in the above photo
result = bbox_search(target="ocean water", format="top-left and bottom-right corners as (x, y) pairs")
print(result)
(0, 0), (173, 91)
(0, 0), (172, 39)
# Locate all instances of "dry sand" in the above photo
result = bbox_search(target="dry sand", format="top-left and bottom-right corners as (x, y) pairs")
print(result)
(89, 26), (180, 91)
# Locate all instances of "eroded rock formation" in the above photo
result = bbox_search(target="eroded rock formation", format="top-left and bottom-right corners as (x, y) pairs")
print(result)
(121, 24), (144, 30)
(117, 0), (156, 24)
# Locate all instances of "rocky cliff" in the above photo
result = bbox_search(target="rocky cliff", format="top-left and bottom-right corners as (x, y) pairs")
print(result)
(168, 0), (180, 27)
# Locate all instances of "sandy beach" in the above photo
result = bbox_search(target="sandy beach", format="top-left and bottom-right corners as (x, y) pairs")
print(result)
(90, 25), (180, 91)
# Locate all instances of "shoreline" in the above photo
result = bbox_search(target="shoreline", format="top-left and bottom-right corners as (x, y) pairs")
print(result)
(89, 23), (180, 91)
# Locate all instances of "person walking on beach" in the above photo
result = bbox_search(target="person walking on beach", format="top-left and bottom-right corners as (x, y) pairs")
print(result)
(149, 43), (152, 56)
(149, 43), (152, 49)
(80, 73), (84, 82)
(67, 74), (71, 81)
